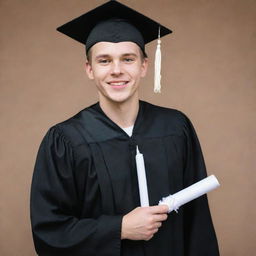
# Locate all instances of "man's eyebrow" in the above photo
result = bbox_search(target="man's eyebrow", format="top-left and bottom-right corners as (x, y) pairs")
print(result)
(95, 53), (138, 59)
(122, 53), (138, 57)
(95, 54), (111, 59)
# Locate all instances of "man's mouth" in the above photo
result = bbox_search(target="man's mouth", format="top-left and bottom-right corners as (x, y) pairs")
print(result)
(108, 81), (129, 88)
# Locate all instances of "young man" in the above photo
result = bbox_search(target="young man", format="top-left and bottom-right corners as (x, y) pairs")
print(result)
(30, 1), (219, 255)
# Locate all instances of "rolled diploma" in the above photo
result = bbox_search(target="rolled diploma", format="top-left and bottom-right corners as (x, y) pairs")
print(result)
(159, 175), (220, 212)
(135, 146), (149, 207)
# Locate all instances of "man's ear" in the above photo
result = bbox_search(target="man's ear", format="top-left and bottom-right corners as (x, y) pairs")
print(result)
(84, 61), (94, 80)
(140, 57), (149, 78)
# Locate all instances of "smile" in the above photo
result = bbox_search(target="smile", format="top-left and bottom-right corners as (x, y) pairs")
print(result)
(108, 81), (129, 88)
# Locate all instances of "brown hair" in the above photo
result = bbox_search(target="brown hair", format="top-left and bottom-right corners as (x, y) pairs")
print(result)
(86, 46), (148, 64)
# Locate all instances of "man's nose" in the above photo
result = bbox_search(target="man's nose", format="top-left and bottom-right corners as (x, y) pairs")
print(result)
(111, 61), (122, 75)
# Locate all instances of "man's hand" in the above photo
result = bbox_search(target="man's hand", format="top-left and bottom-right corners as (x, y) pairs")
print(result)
(121, 205), (168, 241)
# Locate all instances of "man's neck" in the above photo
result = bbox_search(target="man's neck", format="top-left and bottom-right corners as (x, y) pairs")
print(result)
(99, 96), (139, 129)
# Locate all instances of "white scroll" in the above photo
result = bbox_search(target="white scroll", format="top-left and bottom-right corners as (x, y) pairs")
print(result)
(159, 175), (220, 213)
(135, 146), (149, 207)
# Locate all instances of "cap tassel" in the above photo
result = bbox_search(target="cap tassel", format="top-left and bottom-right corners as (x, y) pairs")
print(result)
(154, 26), (162, 93)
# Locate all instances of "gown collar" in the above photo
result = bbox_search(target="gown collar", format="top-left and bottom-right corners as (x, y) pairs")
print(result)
(86, 101), (146, 140)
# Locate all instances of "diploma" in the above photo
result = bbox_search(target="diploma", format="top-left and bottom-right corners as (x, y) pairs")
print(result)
(159, 175), (220, 213)
(135, 146), (149, 207)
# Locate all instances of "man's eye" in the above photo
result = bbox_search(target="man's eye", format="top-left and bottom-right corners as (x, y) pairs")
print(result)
(98, 59), (110, 64)
(123, 58), (135, 63)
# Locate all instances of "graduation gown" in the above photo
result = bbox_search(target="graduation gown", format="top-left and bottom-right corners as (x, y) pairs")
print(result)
(30, 101), (219, 256)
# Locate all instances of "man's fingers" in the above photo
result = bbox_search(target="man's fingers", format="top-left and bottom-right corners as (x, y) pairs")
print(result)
(153, 213), (168, 222)
(156, 222), (162, 228)
(148, 205), (169, 214)
(148, 222), (162, 231)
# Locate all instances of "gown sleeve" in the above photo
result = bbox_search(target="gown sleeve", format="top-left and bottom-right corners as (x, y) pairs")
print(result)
(30, 127), (122, 256)
(182, 116), (220, 256)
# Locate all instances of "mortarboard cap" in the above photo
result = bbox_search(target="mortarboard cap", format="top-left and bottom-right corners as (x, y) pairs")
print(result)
(57, 0), (172, 93)
(57, 1), (172, 50)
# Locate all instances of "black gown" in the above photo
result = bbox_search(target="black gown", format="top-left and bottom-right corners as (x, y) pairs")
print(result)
(30, 101), (219, 256)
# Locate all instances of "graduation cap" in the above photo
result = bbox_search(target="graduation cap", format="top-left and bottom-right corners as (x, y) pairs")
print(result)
(57, 0), (172, 93)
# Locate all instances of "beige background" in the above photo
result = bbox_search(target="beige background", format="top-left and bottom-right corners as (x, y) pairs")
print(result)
(1, 0), (255, 255)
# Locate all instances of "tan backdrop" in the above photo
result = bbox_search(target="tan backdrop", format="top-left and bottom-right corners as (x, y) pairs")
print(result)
(1, 0), (255, 255)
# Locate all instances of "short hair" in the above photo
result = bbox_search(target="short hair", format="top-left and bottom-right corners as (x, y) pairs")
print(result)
(86, 46), (148, 64)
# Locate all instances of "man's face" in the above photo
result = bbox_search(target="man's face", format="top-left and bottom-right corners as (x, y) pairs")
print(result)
(85, 41), (148, 105)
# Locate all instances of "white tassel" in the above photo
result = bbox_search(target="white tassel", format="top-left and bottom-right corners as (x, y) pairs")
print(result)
(154, 27), (162, 93)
